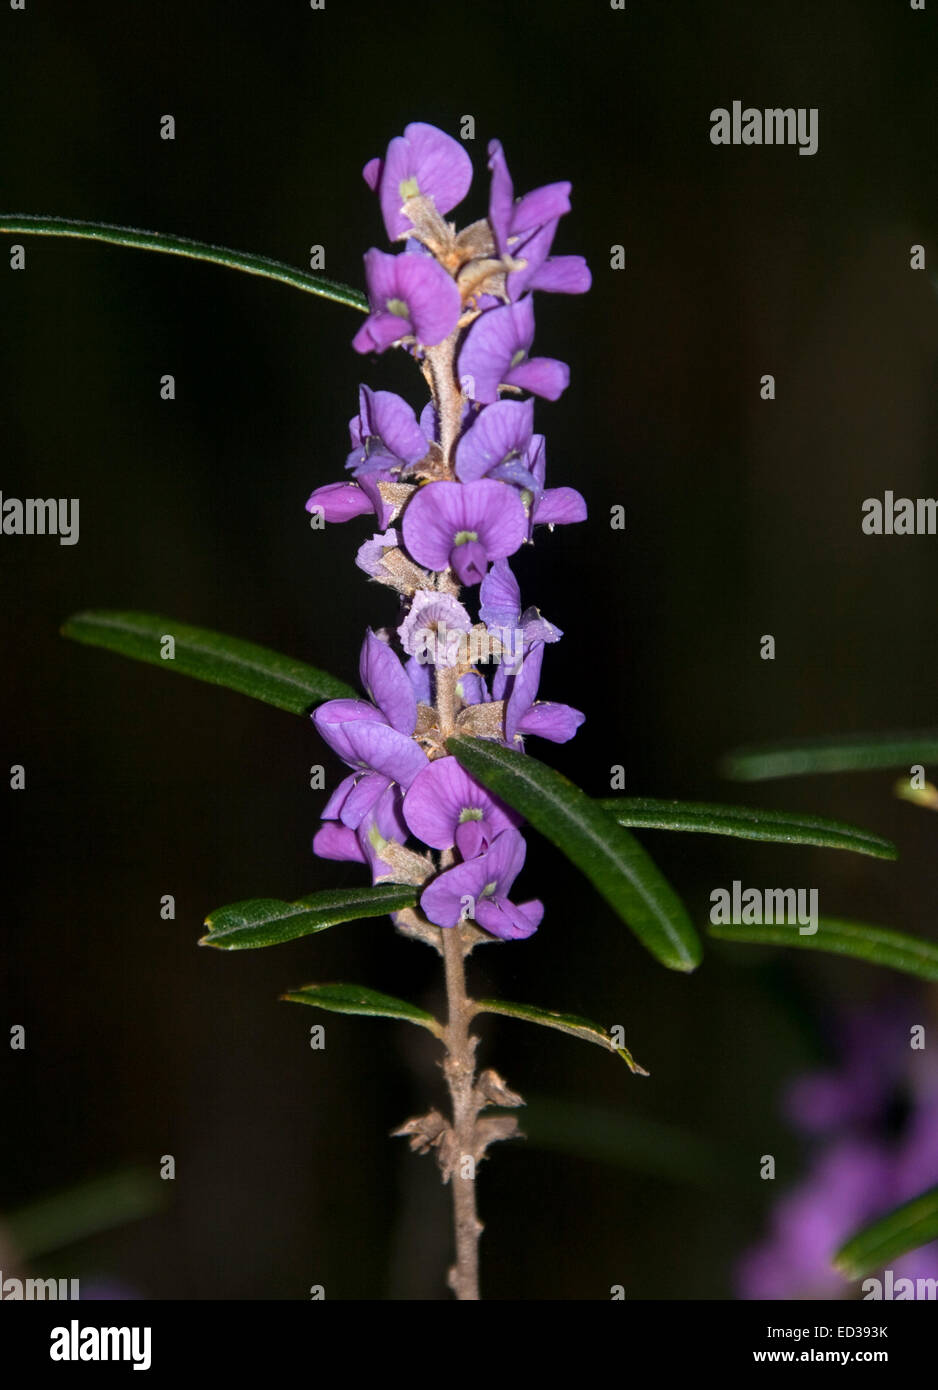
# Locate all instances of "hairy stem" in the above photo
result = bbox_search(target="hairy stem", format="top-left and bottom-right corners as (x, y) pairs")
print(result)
(442, 921), (482, 1300)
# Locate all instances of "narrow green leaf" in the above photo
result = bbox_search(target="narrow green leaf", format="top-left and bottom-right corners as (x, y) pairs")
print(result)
(0, 215), (367, 312)
(599, 796), (896, 860)
(835, 1185), (938, 1278)
(721, 730), (938, 781)
(475, 998), (648, 1074)
(522, 1095), (726, 1186)
(62, 609), (356, 713)
(281, 982), (442, 1034)
(5, 1168), (166, 1261)
(709, 916), (938, 981)
(447, 736), (701, 973)
(201, 885), (417, 949)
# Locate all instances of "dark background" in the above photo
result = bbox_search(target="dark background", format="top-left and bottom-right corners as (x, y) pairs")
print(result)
(2, 0), (937, 1299)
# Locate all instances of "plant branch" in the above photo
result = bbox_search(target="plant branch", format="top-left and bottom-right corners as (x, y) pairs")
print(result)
(442, 921), (482, 1300)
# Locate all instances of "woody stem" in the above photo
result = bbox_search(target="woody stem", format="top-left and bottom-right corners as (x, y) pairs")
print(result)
(442, 920), (481, 1300)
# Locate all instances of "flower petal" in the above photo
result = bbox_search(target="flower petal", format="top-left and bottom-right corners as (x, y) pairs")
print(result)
(359, 630), (417, 734)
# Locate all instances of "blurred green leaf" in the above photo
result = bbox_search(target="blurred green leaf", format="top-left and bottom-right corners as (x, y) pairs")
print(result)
(475, 998), (647, 1074)
(448, 736), (701, 973)
(835, 1185), (938, 1278)
(0, 215), (368, 311)
(721, 730), (938, 781)
(281, 982), (442, 1034)
(5, 1168), (166, 1260)
(523, 1095), (726, 1187)
(201, 885), (418, 949)
(62, 609), (356, 713)
(599, 796), (895, 860)
(709, 916), (938, 981)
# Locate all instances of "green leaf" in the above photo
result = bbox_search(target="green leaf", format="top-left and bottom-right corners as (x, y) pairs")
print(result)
(62, 609), (356, 713)
(835, 1185), (938, 1278)
(0, 215), (367, 312)
(447, 736), (701, 973)
(598, 796), (896, 860)
(475, 998), (648, 1074)
(201, 885), (418, 949)
(5, 1168), (166, 1261)
(709, 916), (938, 981)
(281, 982), (442, 1034)
(721, 730), (938, 781)
(522, 1095), (726, 1186)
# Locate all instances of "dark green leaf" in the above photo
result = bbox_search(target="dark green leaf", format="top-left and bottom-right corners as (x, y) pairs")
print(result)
(721, 730), (938, 781)
(448, 737), (701, 972)
(522, 1095), (726, 1186)
(709, 916), (938, 981)
(281, 982), (442, 1034)
(475, 998), (647, 1074)
(62, 609), (356, 713)
(5, 1169), (166, 1261)
(599, 796), (896, 860)
(201, 885), (417, 949)
(0, 215), (367, 311)
(835, 1185), (938, 1278)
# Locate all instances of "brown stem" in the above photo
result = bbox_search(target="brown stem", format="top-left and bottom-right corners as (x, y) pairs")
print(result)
(442, 922), (482, 1300)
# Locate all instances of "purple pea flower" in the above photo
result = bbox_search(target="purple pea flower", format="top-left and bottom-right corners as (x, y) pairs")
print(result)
(504, 641), (585, 744)
(305, 479), (386, 526)
(398, 589), (473, 668)
(526, 433), (587, 532)
(420, 827), (544, 940)
(454, 399), (538, 487)
(403, 755), (521, 860)
(488, 139), (591, 301)
(352, 249), (462, 355)
(355, 527), (399, 578)
(458, 296), (569, 404)
(314, 783), (410, 884)
(313, 632), (426, 829)
(346, 386), (430, 479)
(479, 558), (563, 661)
(401, 479), (527, 586)
(364, 122), (473, 243)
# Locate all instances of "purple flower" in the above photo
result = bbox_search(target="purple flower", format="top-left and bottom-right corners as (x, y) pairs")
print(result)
(737, 1007), (938, 1300)
(738, 1141), (893, 1300)
(401, 479), (527, 586)
(526, 434), (587, 532)
(305, 479), (384, 525)
(364, 123), (473, 242)
(479, 559), (563, 673)
(355, 527), (400, 578)
(504, 641), (584, 744)
(314, 783), (410, 883)
(352, 249), (461, 355)
(313, 632), (426, 830)
(403, 755), (521, 860)
(454, 399), (537, 487)
(398, 589), (473, 668)
(458, 297), (568, 404)
(346, 386), (429, 480)
(488, 139), (591, 301)
(420, 827), (544, 940)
